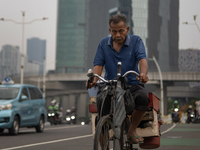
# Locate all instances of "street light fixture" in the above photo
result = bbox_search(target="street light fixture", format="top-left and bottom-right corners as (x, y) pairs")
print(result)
(183, 15), (200, 32)
(147, 55), (164, 118)
(0, 11), (48, 84)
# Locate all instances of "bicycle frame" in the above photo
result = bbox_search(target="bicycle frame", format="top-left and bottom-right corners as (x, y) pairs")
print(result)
(88, 62), (139, 150)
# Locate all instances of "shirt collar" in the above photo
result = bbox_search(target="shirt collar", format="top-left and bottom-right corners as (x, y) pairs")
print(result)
(108, 35), (130, 47)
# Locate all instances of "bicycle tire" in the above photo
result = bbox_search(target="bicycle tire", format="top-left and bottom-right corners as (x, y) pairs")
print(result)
(120, 117), (132, 150)
(93, 115), (113, 150)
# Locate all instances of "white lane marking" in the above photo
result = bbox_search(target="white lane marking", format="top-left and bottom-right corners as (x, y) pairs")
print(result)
(161, 123), (176, 135)
(2, 124), (176, 150)
(1, 134), (93, 150)
(19, 125), (83, 132)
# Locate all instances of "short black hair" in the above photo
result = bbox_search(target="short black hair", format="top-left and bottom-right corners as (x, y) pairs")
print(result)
(109, 14), (127, 26)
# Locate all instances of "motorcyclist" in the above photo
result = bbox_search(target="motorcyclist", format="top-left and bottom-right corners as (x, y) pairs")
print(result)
(48, 99), (59, 119)
(187, 105), (192, 114)
(171, 100), (180, 119)
(71, 106), (77, 124)
(186, 105), (193, 123)
(66, 109), (71, 124)
(71, 106), (76, 113)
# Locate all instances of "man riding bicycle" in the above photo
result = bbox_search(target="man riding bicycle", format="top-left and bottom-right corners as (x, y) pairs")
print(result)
(86, 14), (149, 144)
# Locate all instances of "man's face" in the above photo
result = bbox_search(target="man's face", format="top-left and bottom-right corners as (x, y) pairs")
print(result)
(109, 21), (129, 45)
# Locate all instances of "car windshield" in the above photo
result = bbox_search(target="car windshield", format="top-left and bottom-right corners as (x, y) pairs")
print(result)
(0, 87), (20, 100)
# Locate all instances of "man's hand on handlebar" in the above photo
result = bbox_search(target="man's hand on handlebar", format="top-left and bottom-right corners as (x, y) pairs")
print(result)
(86, 80), (96, 89)
(136, 73), (149, 83)
(86, 77), (99, 89)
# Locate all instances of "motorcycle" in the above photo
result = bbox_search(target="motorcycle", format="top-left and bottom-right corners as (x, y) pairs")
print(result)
(172, 108), (180, 123)
(66, 109), (71, 124)
(70, 112), (76, 124)
(187, 111), (195, 123)
(66, 115), (71, 124)
(48, 109), (62, 125)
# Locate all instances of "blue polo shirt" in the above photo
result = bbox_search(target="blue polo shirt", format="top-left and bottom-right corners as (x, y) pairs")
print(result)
(93, 35), (146, 85)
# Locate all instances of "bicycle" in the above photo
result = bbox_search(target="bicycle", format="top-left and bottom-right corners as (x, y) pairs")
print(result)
(87, 62), (140, 150)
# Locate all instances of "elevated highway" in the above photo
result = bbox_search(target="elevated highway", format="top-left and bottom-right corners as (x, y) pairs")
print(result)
(12, 71), (200, 116)
(31, 71), (200, 83)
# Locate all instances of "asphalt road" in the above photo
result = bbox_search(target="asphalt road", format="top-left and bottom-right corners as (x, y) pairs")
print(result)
(0, 123), (200, 150)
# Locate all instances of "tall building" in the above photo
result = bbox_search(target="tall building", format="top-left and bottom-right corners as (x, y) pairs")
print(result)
(56, 0), (87, 73)
(0, 44), (39, 81)
(27, 37), (46, 74)
(0, 45), (21, 80)
(86, 0), (179, 72)
(145, 0), (179, 72)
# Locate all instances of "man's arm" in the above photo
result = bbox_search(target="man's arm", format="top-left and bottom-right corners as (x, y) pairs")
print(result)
(93, 65), (103, 83)
(86, 65), (103, 89)
(136, 58), (149, 83)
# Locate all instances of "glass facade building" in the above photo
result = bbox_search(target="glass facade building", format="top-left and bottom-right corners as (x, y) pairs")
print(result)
(56, 0), (87, 73)
(147, 0), (179, 72)
(132, 0), (148, 54)
(0, 45), (21, 80)
(27, 37), (46, 74)
(0, 44), (40, 79)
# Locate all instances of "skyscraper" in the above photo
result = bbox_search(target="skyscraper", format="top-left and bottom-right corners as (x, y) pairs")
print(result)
(56, 0), (87, 73)
(86, 0), (179, 72)
(144, 0), (179, 72)
(0, 45), (21, 80)
(0, 44), (40, 80)
(27, 37), (46, 74)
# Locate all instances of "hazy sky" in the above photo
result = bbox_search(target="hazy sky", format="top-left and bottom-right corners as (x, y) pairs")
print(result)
(0, 0), (200, 71)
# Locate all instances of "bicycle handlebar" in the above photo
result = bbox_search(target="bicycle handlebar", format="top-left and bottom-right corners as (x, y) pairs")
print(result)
(87, 70), (139, 84)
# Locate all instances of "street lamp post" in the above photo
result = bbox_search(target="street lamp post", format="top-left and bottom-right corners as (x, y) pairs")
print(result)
(29, 59), (58, 99)
(0, 12), (48, 84)
(43, 57), (46, 98)
(148, 55), (164, 118)
(29, 58), (46, 98)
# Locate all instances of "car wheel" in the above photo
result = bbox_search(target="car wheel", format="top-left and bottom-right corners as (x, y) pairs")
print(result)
(0, 128), (4, 133)
(9, 116), (19, 135)
(35, 116), (44, 133)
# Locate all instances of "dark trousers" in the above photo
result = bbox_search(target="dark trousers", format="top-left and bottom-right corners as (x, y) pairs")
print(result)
(130, 84), (150, 111)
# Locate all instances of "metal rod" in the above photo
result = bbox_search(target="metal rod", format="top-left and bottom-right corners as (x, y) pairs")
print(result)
(43, 57), (46, 98)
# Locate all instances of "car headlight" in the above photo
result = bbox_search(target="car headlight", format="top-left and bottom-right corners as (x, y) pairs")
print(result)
(0, 103), (12, 110)
(71, 116), (75, 119)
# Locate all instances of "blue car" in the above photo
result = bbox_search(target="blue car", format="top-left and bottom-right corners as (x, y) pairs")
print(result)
(0, 77), (47, 135)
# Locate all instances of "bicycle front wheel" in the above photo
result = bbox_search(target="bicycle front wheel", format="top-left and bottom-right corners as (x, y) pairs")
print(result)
(120, 117), (132, 150)
(93, 115), (113, 150)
